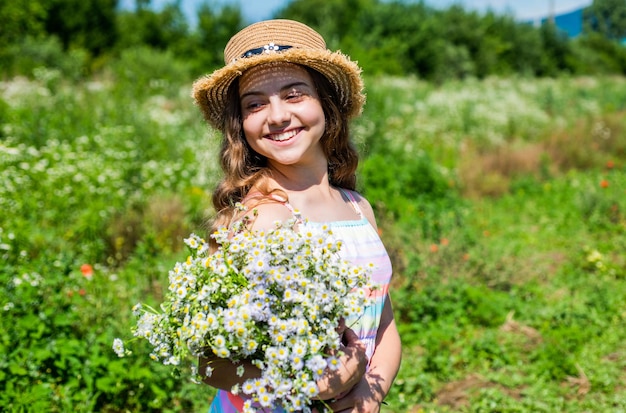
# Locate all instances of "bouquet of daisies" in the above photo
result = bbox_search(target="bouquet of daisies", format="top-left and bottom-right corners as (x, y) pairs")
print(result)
(115, 211), (374, 413)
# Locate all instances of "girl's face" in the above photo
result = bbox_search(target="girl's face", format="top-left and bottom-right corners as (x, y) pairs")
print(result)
(239, 63), (326, 168)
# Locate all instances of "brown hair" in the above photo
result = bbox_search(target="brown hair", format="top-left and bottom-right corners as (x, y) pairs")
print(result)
(209, 66), (359, 233)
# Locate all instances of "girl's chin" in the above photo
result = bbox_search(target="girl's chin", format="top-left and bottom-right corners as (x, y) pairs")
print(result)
(268, 158), (301, 166)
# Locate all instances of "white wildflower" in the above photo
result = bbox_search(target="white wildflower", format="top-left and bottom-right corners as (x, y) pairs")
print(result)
(124, 218), (374, 412)
(112, 338), (125, 357)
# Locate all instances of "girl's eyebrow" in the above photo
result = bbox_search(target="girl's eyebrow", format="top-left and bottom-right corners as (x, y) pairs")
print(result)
(240, 81), (310, 100)
(281, 81), (309, 91)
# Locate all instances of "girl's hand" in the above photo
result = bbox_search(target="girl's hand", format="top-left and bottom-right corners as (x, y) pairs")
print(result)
(315, 328), (367, 400)
(327, 376), (384, 413)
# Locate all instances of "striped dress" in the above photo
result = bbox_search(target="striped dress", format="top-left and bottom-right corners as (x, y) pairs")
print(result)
(209, 189), (393, 412)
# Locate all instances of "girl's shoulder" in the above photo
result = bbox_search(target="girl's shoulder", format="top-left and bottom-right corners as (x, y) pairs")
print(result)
(339, 188), (378, 229)
(238, 191), (295, 231)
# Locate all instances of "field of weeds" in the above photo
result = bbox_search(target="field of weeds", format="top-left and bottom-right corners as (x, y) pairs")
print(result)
(2, 65), (626, 411)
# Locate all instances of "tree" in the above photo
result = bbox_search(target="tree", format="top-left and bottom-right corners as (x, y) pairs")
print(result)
(538, 21), (574, 76)
(44, 0), (118, 55)
(194, 3), (245, 70)
(584, 0), (626, 41)
(0, 0), (48, 47)
(116, 1), (189, 52)
(496, 17), (544, 76)
(276, 0), (376, 50)
(366, 2), (444, 80)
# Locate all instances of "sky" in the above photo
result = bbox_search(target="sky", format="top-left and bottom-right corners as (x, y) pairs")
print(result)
(122, 0), (592, 25)
(236, 0), (590, 22)
(425, 0), (590, 20)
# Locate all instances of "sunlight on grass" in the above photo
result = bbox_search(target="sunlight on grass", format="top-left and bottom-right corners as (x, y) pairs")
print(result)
(1, 68), (626, 411)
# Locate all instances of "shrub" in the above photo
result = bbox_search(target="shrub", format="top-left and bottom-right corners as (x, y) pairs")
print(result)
(107, 46), (193, 98)
(0, 253), (210, 412)
(359, 148), (463, 241)
(0, 36), (88, 80)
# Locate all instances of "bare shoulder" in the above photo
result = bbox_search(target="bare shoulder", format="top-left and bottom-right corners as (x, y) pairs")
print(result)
(346, 190), (378, 230)
(240, 198), (294, 231)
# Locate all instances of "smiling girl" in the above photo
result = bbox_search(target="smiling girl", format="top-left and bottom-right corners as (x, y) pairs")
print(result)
(192, 19), (401, 413)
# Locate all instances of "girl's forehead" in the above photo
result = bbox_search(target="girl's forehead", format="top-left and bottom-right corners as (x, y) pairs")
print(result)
(239, 63), (313, 94)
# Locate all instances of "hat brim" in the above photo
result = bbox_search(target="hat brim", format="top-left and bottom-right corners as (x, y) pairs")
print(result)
(192, 48), (365, 132)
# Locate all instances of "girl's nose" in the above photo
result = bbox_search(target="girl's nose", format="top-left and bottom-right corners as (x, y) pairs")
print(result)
(267, 98), (290, 125)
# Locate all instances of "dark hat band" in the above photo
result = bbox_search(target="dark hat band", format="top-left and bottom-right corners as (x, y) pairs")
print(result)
(240, 44), (293, 60)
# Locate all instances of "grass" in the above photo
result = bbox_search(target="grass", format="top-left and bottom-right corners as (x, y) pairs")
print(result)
(1, 56), (626, 411)
(384, 167), (626, 412)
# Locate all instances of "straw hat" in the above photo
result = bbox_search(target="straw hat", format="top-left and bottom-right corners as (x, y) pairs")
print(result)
(192, 19), (365, 131)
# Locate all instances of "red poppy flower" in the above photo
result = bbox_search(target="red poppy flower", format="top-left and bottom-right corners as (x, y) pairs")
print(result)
(80, 264), (94, 279)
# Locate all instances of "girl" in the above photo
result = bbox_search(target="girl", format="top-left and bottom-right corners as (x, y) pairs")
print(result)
(192, 19), (401, 413)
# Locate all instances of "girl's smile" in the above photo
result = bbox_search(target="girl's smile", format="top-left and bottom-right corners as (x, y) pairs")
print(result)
(264, 127), (303, 143)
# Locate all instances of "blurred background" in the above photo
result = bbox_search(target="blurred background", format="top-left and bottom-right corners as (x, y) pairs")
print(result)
(116, 0), (593, 29)
(1, 0), (626, 412)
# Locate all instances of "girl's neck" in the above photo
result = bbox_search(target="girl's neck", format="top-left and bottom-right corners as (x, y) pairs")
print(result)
(266, 160), (330, 193)
(264, 163), (339, 213)
(251, 165), (358, 223)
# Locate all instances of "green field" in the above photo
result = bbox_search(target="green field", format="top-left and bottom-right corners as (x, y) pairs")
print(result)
(2, 60), (626, 411)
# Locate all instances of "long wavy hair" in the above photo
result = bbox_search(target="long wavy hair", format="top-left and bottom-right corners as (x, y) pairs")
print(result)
(209, 66), (360, 233)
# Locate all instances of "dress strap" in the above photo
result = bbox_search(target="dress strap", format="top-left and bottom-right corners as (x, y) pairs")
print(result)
(339, 188), (363, 218)
(242, 192), (304, 223)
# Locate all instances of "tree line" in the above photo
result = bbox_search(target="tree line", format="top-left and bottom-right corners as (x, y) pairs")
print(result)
(1, 0), (625, 81)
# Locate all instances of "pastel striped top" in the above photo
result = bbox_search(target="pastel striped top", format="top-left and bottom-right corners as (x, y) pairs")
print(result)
(209, 189), (393, 412)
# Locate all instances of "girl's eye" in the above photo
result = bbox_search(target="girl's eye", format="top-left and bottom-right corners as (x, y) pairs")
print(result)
(244, 101), (265, 111)
(286, 90), (304, 100)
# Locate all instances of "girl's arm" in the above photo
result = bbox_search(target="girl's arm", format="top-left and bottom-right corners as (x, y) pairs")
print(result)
(198, 356), (261, 390)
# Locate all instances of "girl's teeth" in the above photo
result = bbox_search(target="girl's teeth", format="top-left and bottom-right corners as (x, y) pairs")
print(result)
(269, 130), (297, 141)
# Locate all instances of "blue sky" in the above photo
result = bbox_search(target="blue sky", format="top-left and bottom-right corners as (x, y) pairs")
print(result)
(121, 0), (592, 25)
(235, 0), (591, 22)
